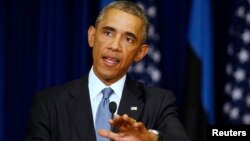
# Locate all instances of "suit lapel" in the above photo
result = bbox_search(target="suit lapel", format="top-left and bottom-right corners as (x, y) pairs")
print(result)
(66, 75), (145, 139)
(118, 77), (144, 121)
(67, 76), (96, 141)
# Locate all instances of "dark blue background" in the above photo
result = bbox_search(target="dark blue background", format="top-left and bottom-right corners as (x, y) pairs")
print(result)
(0, 0), (230, 141)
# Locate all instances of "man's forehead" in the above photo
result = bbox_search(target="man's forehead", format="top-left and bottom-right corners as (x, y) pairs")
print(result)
(98, 9), (143, 35)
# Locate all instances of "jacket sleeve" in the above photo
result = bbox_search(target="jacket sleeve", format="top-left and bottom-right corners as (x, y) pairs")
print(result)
(25, 92), (51, 141)
(154, 90), (191, 141)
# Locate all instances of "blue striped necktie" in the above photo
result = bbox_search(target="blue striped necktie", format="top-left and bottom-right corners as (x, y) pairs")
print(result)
(95, 87), (113, 141)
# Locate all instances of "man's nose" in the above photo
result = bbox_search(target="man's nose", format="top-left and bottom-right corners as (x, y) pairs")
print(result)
(109, 36), (121, 51)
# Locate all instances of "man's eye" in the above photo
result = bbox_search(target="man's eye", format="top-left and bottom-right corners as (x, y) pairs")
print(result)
(104, 31), (112, 36)
(125, 36), (134, 43)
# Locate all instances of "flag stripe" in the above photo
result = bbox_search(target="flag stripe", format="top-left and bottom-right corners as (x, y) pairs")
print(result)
(188, 0), (214, 124)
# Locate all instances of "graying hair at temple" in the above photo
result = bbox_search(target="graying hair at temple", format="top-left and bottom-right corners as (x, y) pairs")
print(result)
(95, 1), (149, 43)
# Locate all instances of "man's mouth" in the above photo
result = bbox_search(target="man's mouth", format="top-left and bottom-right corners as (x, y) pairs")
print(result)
(103, 56), (120, 66)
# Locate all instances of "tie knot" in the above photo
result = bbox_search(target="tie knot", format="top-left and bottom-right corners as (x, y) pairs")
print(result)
(102, 87), (113, 99)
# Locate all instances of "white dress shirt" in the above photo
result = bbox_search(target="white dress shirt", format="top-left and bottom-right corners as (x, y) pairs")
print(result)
(88, 66), (126, 125)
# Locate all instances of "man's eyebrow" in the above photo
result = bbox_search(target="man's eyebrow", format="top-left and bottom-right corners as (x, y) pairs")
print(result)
(102, 26), (116, 31)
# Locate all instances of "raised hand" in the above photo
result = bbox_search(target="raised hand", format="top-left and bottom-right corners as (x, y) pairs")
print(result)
(98, 114), (157, 141)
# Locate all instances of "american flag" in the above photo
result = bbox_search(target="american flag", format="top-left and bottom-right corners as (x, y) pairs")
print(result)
(128, 0), (162, 86)
(223, 0), (250, 124)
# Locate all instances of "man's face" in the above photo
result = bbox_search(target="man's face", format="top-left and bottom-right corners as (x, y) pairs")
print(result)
(88, 8), (148, 85)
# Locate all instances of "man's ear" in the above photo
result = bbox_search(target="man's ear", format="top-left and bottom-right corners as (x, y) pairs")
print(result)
(134, 44), (149, 62)
(88, 26), (96, 48)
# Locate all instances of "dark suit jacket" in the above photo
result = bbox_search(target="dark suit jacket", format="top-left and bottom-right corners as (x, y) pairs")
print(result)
(25, 75), (191, 141)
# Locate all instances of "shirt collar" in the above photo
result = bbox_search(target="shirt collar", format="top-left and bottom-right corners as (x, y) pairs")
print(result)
(88, 66), (126, 100)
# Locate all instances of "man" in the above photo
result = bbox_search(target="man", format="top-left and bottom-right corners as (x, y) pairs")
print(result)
(25, 1), (191, 141)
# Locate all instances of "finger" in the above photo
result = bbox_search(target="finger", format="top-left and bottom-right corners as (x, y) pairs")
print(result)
(112, 114), (125, 128)
(109, 114), (120, 125)
(133, 122), (147, 131)
(111, 114), (140, 132)
(122, 114), (135, 124)
(113, 114), (123, 123)
(114, 114), (121, 119)
(120, 116), (135, 129)
(129, 118), (136, 125)
(112, 114), (133, 128)
(119, 114), (136, 125)
(98, 129), (124, 140)
(122, 114), (129, 119)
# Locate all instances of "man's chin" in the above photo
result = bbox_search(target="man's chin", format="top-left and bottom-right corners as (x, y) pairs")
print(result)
(100, 74), (121, 84)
